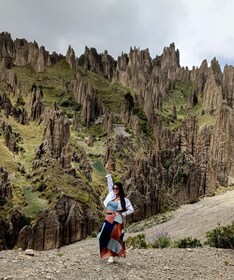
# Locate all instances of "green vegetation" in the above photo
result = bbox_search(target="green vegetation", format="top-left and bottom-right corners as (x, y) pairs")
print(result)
(125, 234), (149, 249)
(78, 68), (133, 113)
(92, 158), (106, 177)
(13, 59), (75, 108)
(22, 187), (48, 218)
(162, 80), (198, 130)
(173, 237), (202, 248)
(151, 232), (171, 248)
(205, 222), (234, 249)
(126, 233), (203, 249)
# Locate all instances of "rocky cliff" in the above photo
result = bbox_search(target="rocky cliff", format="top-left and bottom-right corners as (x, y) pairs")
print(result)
(0, 32), (234, 251)
(0, 32), (63, 72)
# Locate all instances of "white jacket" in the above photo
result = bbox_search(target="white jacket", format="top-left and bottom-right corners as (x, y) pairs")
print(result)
(103, 174), (134, 217)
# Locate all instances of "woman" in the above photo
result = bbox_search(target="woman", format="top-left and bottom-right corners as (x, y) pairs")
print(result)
(98, 162), (134, 263)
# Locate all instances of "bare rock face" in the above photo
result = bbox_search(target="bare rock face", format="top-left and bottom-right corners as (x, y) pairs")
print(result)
(0, 92), (12, 117)
(223, 65), (234, 107)
(114, 47), (152, 89)
(159, 43), (180, 70)
(0, 216), (9, 250)
(0, 167), (13, 201)
(113, 44), (181, 125)
(0, 92), (29, 124)
(0, 208), (26, 250)
(35, 46), (51, 72)
(194, 59), (209, 95)
(66, 45), (76, 69)
(60, 143), (72, 169)
(179, 116), (199, 155)
(0, 32), (63, 72)
(0, 32), (14, 69)
(101, 112), (113, 134)
(155, 127), (178, 151)
(28, 84), (44, 121)
(125, 146), (203, 222)
(17, 195), (99, 250)
(124, 115), (213, 221)
(4, 123), (21, 153)
(43, 108), (70, 158)
(202, 60), (223, 112)
(125, 158), (160, 221)
(77, 47), (116, 80)
(208, 101), (234, 192)
(73, 71), (105, 124)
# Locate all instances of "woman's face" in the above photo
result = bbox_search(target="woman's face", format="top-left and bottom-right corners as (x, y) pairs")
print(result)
(113, 184), (120, 195)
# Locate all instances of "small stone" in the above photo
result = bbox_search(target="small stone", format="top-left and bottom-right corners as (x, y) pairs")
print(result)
(25, 249), (34, 256)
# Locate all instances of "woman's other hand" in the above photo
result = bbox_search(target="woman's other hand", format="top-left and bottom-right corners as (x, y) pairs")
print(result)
(116, 210), (123, 216)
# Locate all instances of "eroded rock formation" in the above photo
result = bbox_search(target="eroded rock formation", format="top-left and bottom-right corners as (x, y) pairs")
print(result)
(0, 167), (13, 201)
(0, 32), (63, 72)
(73, 71), (105, 124)
(17, 195), (99, 250)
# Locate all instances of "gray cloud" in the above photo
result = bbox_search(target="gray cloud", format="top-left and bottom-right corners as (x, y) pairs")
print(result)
(0, 0), (234, 68)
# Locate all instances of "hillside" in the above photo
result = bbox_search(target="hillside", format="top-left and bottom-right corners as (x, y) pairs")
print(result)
(127, 189), (234, 242)
(1, 31), (234, 251)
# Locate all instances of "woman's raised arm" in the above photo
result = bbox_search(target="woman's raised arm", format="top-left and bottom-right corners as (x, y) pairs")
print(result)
(105, 161), (114, 193)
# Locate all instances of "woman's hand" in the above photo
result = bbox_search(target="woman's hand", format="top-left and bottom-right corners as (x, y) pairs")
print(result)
(105, 161), (110, 173)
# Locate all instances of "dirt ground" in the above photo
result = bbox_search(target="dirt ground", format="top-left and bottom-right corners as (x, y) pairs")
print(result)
(0, 190), (233, 280)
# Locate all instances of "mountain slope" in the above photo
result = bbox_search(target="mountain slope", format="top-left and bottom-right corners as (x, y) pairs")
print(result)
(127, 189), (234, 242)
(1, 32), (234, 251)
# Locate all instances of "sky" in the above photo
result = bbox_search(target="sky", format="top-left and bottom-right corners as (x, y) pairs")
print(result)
(0, 0), (234, 69)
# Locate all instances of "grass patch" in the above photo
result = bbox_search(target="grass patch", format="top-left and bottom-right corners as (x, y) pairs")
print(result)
(78, 68), (133, 113)
(92, 158), (106, 177)
(6, 116), (44, 170)
(22, 187), (48, 218)
(161, 80), (196, 129)
(198, 114), (215, 130)
(33, 160), (95, 207)
(0, 138), (18, 173)
(125, 234), (149, 249)
(13, 59), (75, 108)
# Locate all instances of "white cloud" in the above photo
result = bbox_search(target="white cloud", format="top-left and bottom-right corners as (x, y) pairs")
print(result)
(0, 0), (234, 69)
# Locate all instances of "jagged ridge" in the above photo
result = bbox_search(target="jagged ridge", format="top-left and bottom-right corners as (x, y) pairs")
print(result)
(0, 32), (234, 250)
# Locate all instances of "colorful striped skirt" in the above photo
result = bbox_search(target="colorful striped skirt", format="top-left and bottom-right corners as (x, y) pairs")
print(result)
(98, 213), (125, 258)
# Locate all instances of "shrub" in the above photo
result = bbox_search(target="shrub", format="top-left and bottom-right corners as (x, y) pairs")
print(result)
(125, 234), (149, 249)
(0, 197), (6, 206)
(151, 231), (171, 248)
(173, 237), (202, 248)
(205, 222), (234, 249)
(91, 231), (97, 238)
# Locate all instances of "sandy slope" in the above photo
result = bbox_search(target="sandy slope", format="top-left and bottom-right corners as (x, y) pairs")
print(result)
(130, 190), (234, 243)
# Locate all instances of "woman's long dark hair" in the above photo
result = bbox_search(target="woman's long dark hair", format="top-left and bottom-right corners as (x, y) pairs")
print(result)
(114, 182), (126, 212)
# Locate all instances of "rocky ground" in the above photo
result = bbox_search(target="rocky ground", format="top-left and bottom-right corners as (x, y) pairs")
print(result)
(0, 190), (234, 280)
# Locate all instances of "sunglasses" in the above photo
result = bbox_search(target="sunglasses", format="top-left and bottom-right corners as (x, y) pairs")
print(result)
(113, 187), (119, 190)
